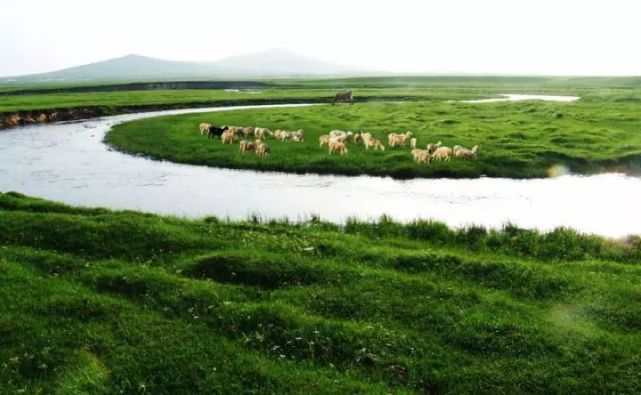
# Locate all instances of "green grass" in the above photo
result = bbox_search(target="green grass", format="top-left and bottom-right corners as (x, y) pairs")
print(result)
(1, 191), (641, 394)
(0, 87), (493, 114)
(106, 97), (641, 178)
(5, 75), (641, 114)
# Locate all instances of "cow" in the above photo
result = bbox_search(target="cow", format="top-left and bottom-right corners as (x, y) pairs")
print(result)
(333, 89), (354, 105)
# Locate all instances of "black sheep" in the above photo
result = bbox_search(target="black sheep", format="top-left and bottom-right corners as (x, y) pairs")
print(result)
(207, 125), (228, 139)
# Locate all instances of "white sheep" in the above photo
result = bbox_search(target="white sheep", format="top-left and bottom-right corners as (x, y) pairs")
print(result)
(239, 140), (256, 155)
(319, 134), (331, 148)
(221, 130), (236, 144)
(255, 140), (270, 157)
(388, 131), (413, 148)
(411, 148), (430, 163)
(242, 127), (254, 138)
(328, 140), (348, 155)
(426, 141), (442, 154)
(329, 130), (353, 140)
(290, 129), (304, 142)
(454, 145), (479, 160)
(364, 137), (385, 151)
(254, 127), (270, 140)
(199, 123), (212, 135)
(431, 146), (453, 161)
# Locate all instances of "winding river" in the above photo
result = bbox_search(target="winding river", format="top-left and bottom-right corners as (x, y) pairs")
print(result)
(1, 102), (640, 238)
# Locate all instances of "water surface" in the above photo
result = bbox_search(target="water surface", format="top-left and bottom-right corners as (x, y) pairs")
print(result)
(461, 94), (580, 103)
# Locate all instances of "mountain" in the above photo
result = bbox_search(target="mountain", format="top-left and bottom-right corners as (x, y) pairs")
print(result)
(211, 48), (361, 76)
(3, 49), (372, 82)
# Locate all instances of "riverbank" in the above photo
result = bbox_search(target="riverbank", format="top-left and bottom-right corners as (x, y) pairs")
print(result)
(0, 84), (504, 129)
(106, 100), (641, 179)
(1, 191), (641, 393)
(0, 98), (328, 129)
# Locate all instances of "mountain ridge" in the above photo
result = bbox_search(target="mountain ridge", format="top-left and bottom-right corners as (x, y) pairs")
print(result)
(3, 49), (374, 82)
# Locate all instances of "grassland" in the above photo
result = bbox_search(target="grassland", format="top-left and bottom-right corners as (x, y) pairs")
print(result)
(106, 96), (641, 178)
(0, 88), (476, 113)
(1, 191), (641, 394)
(3, 75), (641, 113)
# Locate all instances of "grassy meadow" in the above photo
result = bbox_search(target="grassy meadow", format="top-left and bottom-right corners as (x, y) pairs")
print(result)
(3, 75), (641, 113)
(3, 77), (641, 393)
(106, 97), (641, 178)
(2, 191), (641, 394)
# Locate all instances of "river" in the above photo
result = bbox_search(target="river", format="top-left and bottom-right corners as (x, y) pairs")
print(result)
(1, 101), (639, 238)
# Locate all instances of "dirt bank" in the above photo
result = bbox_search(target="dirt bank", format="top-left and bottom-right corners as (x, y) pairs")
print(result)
(0, 98), (327, 130)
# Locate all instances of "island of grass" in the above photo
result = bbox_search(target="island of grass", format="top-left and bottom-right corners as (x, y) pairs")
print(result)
(1, 191), (641, 393)
(106, 98), (641, 179)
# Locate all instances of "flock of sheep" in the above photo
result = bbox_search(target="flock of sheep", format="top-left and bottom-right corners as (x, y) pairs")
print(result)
(198, 122), (479, 162)
(199, 122), (306, 157)
(320, 130), (479, 162)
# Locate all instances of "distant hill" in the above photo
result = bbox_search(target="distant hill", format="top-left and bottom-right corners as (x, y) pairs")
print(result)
(3, 49), (373, 83)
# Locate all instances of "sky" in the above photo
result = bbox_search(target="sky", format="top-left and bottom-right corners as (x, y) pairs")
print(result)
(2, 0), (641, 77)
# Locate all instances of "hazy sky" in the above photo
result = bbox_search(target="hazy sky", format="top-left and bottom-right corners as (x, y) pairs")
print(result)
(2, 0), (641, 76)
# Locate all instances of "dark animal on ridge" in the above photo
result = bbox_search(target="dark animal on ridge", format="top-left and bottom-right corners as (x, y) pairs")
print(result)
(333, 89), (354, 105)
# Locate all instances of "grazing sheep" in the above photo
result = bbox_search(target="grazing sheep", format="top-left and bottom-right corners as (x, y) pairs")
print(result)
(410, 137), (417, 149)
(365, 137), (385, 151)
(426, 141), (442, 154)
(431, 146), (453, 161)
(242, 127), (254, 138)
(331, 134), (350, 144)
(354, 131), (372, 145)
(360, 132), (373, 144)
(329, 130), (353, 140)
(207, 125), (228, 139)
(328, 140), (348, 155)
(454, 145), (479, 160)
(199, 123), (212, 135)
(388, 131), (413, 148)
(221, 130), (237, 144)
(277, 130), (291, 141)
(226, 126), (242, 136)
(411, 148), (431, 163)
(290, 129), (304, 142)
(255, 140), (270, 157)
(354, 132), (362, 144)
(319, 134), (331, 148)
(254, 127), (270, 140)
(239, 140), (256, 155)
(273, 130), (283, 140)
